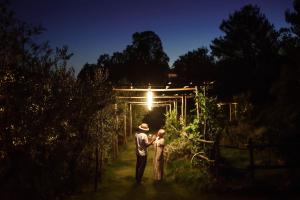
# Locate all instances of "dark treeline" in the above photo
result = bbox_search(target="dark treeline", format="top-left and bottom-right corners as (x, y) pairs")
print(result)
(80, 31), (170, 86)
(1, 1), (300, 199)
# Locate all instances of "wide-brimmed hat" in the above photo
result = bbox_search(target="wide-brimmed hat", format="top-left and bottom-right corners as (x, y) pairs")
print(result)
(138, 123), (149, 132)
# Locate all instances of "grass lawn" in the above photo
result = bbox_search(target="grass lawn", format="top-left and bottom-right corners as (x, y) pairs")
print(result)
(67, 137), (279, 200)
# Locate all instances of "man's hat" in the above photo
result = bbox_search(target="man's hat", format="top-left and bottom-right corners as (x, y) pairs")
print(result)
(138, 123), (149, 132)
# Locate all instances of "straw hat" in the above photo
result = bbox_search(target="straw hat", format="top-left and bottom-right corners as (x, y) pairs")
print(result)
(138, 123), (149, 132)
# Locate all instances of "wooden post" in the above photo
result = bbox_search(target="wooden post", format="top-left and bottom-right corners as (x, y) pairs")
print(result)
(94, 139), (99, 191)
(99, 119), (104, 182)
(124, 103), (127, 144)
(234, 103), (237, 120)
(248, 138), (255, 183)
(195, 86), (200, 119)
(184, 95), (187, 125)
(203, 85), (206, 141)
(99, 145), (103, 184)
(181, 96), (184, 125)
(115, 115), (119, 156)
(95, 118), (103, 191)
(229, 103), (232, 121)
(213, 134), (220, 178)
(111, 132), (115, 160)
(181, 96), (184, 120)
(129, 103), (132, 137)
(173, 101), (176, 112)
(115, 103), (119, 157)
(175, 100), (178, 118)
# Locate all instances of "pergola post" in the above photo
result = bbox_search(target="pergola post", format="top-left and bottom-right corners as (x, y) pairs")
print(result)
(195, 86), (200, 119)
(173, 101), (176, 111)
(234, 103), (237, 120)
(129, 103), (132, 137)
(203, 85), (207, 140)
(114, 103), (119, 158)
(124, 103), (127, 144)
(181, 96), (184, 124)
(175, 100), (178, 118)
(229, 103), (232, 121)
(184, 95), (187, 125)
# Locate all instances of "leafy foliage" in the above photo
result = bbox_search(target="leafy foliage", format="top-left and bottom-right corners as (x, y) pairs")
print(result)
(164, 109), (184, 142)
(0, 3), (119, 199)
(189, 87), (226, 163)
(165, 87), (226, 169)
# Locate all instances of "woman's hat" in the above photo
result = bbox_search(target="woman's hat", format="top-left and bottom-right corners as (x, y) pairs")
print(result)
(158, 129), (165, 136)
(138, 123), (149, 131)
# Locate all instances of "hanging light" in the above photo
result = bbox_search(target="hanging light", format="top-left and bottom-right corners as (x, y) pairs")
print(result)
(147, 89), (153, 111)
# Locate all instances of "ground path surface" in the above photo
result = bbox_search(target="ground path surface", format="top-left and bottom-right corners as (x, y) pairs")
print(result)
(69, 137), (272, 200)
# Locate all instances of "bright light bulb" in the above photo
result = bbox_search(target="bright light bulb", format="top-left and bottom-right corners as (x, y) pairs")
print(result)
(147, 90), (153, 110)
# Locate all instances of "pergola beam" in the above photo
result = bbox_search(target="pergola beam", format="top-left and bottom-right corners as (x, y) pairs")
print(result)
(116, 96), (194, 99)
(128, 101), (175, 104)
(113, 88), (196, 92)
(131, 103), (172, 106)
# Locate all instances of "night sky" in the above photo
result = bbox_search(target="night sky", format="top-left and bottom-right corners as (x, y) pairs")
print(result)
(10, 0), (293, 73)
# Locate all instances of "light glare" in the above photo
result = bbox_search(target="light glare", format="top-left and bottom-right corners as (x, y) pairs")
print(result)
(147, 90), (153, 110)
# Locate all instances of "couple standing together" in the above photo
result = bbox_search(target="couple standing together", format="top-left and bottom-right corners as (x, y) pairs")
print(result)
(135, 123), (165, 184)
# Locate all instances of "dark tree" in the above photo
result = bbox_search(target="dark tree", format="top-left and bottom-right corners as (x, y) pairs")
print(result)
(0, 3), (75, 198)
(106, 31), (170, 85)
(0, 3), (115, 199)
(211, 5), (280, 103)
(260, 1), (300, 167)
(286, 0), (300, 38)
(172, 47), (215, 85)
(108, 52), (126, 83)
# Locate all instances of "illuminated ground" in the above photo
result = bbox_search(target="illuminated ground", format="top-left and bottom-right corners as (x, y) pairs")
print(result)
(68, 136), (272, 200)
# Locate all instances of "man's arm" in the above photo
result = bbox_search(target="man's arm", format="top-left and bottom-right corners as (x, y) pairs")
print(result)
(144, 134), (155, 147)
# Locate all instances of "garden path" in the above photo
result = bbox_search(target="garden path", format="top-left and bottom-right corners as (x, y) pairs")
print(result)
(68, 137), (269, 200)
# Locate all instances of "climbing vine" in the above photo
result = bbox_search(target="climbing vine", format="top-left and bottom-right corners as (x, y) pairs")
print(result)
(165, 87), (226, 169)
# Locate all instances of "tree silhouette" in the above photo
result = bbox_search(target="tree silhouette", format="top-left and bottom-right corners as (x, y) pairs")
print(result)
(261, 1), (300, 165)
(286, 0), (300, 38)
(172, 47), (215, 85)
(108, 52), (126, 83)
(105, 31), (169, 85)
(211, 4), (280, 103)
(0, 3), (116, 199)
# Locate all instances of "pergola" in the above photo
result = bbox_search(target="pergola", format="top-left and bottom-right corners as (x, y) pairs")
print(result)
(113, 85), (238, 147)
(113, 86), (199, 144)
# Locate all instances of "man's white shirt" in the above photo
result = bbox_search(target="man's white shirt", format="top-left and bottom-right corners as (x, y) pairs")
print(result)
(135, 132), (149, 156)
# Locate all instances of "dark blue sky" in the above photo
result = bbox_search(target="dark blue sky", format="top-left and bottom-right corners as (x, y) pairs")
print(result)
(11, 0), (293, 73)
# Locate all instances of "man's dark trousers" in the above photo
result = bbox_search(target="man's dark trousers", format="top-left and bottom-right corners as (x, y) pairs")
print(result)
(136, 154), (147, 183)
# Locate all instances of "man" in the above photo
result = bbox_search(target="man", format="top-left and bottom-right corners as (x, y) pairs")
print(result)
(135, 123), (155, 184)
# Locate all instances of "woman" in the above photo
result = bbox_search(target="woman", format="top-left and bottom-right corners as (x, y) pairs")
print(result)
(153, 129), (165, 181)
